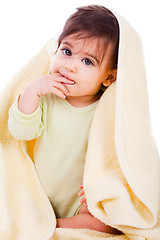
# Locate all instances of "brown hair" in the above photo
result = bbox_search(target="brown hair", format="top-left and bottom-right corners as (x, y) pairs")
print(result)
(57, 5), (119, 69)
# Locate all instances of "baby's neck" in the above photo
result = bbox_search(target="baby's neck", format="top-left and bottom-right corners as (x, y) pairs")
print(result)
(66, 92), (102, 107)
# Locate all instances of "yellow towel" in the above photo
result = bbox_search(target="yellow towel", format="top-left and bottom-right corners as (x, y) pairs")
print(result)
(0, 6), (160, 240)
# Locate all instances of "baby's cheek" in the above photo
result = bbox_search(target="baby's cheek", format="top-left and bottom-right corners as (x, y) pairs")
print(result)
(50, 55), (58, 72)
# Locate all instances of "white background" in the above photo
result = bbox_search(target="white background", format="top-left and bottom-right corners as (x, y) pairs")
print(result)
(0, 0), (160, 153)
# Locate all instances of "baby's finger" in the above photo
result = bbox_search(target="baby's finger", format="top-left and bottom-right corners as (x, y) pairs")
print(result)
(78, 189), (84, 197)
(79, 183), (83, 189)
(80, 196), (86, 204)
(50, 73), (75, 85)
(50, 87), (67, 99)
(51, 81), (70, 96)
(84, 203), (88, 208)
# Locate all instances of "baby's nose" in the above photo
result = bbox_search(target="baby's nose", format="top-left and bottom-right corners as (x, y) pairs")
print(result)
(64, 61), (77, 73)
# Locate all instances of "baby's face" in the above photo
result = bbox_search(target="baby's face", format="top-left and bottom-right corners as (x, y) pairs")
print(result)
(50, 34), (115, 103)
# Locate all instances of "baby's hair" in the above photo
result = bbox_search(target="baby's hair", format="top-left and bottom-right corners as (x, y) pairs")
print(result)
(57, 5), (119, 69)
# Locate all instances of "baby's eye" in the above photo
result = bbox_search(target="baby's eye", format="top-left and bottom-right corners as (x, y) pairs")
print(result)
(62, 48), (72, 56)
(82, 58), (94, 66)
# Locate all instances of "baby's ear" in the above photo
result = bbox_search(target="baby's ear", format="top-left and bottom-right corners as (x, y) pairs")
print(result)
(103, 69), (117, 87)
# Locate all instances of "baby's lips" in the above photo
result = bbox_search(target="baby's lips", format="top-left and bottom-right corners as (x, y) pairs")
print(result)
(60, 72), (75, 84)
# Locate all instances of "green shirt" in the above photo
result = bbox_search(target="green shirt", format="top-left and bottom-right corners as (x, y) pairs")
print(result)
(8, 94), (98, 218)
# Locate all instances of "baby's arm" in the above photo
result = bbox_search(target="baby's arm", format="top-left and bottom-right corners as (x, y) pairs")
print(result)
(8, 73), (75, 140)
(18, 73), (74, 114)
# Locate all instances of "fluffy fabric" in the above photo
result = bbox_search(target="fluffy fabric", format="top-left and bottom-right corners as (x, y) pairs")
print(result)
(0, 7), (160, 240)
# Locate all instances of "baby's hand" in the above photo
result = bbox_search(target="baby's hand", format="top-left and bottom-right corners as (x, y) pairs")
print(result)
(78, 183), (87, 208)
(18, 73), (75, 114)
(29, 73), (75, 99)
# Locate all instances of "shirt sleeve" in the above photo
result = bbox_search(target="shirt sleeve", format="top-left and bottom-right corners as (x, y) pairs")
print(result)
(8, 95), (44, 140)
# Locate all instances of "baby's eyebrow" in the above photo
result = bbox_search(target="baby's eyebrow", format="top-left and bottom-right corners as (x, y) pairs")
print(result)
(61, 41), (72, 48)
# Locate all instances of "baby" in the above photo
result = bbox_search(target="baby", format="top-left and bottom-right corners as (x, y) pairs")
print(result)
(8, 5), (121, 234)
